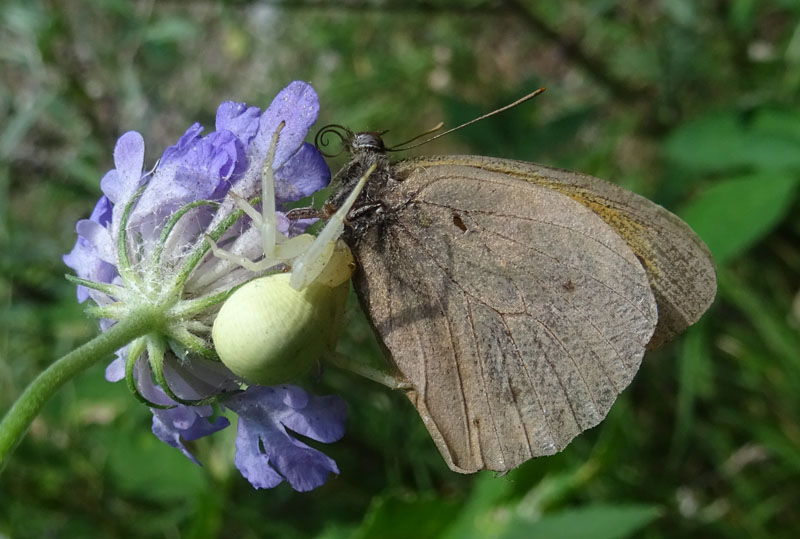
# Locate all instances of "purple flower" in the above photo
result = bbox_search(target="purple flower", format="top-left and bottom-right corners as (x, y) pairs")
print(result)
(63, 82), (346, 491)
(227, 386), (347, 491)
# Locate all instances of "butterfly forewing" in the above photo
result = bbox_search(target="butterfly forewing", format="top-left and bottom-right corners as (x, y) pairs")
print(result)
(349, 163), (659, 473)
(409, 155), (717, 348)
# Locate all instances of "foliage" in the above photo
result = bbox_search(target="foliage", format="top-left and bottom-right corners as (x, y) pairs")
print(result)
(1, 0), (799, 537)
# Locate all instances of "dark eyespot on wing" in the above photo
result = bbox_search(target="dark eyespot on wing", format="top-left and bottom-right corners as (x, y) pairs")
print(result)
(452, 213), (467, 232)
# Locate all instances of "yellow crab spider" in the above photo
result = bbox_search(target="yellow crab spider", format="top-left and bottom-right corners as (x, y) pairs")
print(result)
(205, 123), (316, 275)
(209, 123), (372, 386)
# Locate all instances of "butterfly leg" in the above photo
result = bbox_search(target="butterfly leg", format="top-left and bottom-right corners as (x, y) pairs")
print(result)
(324, 352), (411, 390)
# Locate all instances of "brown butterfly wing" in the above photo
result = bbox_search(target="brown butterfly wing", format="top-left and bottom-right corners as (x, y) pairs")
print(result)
(350, 163), (658, 473)
(408, 156), (717, 348)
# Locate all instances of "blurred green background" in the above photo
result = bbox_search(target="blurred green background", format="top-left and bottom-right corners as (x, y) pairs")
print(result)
(1, 1), (799, 538)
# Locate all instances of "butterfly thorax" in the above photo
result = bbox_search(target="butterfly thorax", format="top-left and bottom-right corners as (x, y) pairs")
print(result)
(326, 132), (403, 243)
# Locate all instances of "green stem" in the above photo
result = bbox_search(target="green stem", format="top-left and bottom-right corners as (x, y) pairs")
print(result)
(0, 307), (159, 471)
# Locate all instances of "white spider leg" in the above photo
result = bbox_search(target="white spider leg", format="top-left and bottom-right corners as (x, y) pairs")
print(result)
(229, 191), (264, 226)
(273, 233), (315, 260)
(259, 122), (283, 259)
(205, 122), (291, 273)
(205, 234), (284, 273)
(289, 162), (377, 290)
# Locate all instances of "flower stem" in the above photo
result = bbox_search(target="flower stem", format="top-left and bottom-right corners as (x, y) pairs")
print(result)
(0, 307), (158, 471)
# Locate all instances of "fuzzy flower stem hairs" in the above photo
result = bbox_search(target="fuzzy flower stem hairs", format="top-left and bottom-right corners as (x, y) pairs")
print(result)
(0, 82), (367, 492)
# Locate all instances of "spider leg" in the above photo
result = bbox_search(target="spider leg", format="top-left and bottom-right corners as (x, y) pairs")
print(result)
(289, 162), (376, 290)
(205, 122), (289, 272)
(204, 234), (284, 273)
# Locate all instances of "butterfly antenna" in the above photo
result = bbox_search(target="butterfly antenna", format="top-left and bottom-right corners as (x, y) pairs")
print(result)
(315, 124), (353, 157)
(387, 122), (445, 150)
(387, 87), (546, 152)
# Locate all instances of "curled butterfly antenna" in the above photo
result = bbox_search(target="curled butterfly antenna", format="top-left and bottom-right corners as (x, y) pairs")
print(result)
(314, 124), (354, 157)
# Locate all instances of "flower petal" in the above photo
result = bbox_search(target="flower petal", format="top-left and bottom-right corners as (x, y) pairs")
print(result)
(75, 219), (116, 264)
(134, 360), (230, 464)
(105, 355), (126, 382)
(275, 142), (331, 204)
(152, 406), (230, 466)
(225, 385), (346, 491)
(216, 102), (261, 146)
(89, 196), (113, 227)
(233, 418), (285, 489)
(131, 129), (247, 232)
(101, 132), (145, 204)
(162, 354), (239, 400)
(279, 393), (347, 443)
(255, 81), (321, 171)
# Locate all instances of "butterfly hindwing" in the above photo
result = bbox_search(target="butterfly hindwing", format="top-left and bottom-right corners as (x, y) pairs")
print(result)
(350, 163), (658, 473)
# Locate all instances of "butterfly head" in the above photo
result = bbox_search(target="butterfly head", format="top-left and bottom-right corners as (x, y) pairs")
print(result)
(351, 131), (387, 153)
(314, 124), (388, 158)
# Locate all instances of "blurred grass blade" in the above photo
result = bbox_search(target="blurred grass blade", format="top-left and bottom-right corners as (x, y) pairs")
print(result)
(670, 318), (713, 461)
(501, 504), (662, 539)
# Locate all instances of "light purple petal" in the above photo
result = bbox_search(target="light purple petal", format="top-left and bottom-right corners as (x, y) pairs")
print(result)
(253, 81), (321, 171)
(162, 353), (239, 400)
(62, 235), (117, 302)
(75, 219), (115, 264)
(159, 123), (204, 167)
(105, 355), (125, 382)
(89, 196), (113, 227)
(63, 195), (117, 302)
(225, 385), (346, 491)
(101, 132), (145, 204)
(287, 218), (318, 236)
(216, 102), (261, 145)
(152, 406), (230, 466)
(133, 360), (230, 464)
(279, 394), (347, 443)
(132, 130), (247, 226)
(275, 212), (290, 236)
(275, 142), (331, 204)
(234, 418), (285, 489)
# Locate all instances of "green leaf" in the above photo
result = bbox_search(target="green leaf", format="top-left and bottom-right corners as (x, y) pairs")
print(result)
(665, 112), (750, 172)
(665, 109), (800, 173)
(501, 504), (662, 539)
(441, 472), (516, 539)
(104, 429), (206, 502)
(679, 172), (799, 264)
(354, 492), (461, 539)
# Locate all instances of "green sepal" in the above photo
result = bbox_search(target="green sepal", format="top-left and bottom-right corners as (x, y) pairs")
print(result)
(150, 199), (220, 268)
(167, 326), (217, 361)
(125, 336), (174, 410)
(167, 286), (242, 319)
(65, 274), (125, 298)
(147, 335), (220, 407)
(85, 303), (128, 321)
(117, 183), (148, 285)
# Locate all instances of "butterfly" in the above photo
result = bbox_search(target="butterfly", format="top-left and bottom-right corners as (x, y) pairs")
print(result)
(311, 92), (716, 474)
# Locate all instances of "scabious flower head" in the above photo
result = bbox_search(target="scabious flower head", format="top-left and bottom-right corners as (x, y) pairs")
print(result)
(63, 82), (347, 492)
